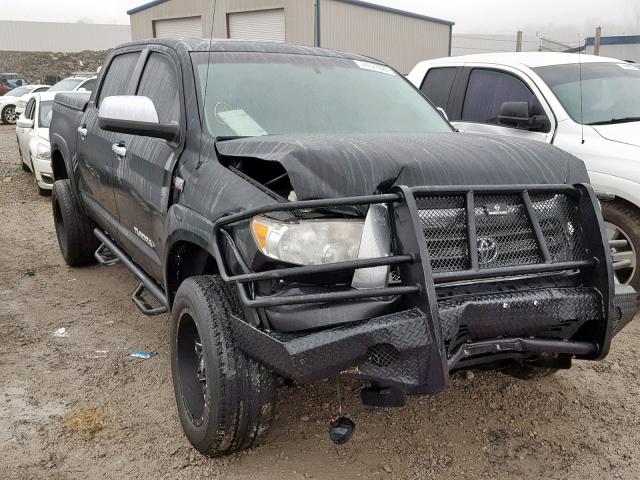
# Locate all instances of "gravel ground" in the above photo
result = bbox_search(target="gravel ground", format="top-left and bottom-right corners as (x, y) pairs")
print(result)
(1, 123), (639, 480)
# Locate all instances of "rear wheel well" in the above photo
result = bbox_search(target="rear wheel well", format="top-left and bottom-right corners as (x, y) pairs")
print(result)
(166, 242), (219, 306)
(51, 149), (68, 181)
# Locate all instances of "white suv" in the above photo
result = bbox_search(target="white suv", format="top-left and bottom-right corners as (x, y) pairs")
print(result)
(409, 52), (640, 287)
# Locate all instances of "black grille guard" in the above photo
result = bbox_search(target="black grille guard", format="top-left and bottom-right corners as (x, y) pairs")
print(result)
(212, 183), (616, 383)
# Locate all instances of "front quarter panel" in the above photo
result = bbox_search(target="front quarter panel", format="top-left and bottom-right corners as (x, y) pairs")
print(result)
(553, 123), (640, 207)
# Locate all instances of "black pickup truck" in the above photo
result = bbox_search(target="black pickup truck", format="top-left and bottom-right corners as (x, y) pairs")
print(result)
(49, 39), (637, 456)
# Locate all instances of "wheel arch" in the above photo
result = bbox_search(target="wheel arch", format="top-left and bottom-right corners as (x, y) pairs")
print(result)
(165, 236), (220, 307)
(164, 204), (222, 307)
(51, 148), (68, 181)
(589, 172), (640, 214)
(50, 133), (72, 181)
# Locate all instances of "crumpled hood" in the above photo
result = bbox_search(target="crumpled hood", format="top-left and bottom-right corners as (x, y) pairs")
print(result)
(216, 133), (589, 200)
(591, 122), (640, 148)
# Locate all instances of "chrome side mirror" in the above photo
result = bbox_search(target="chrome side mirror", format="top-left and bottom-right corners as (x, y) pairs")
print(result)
(98, 95), (179, 141)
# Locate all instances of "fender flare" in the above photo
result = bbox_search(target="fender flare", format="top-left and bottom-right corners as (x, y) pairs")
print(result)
(163, 204), (219, 300)
(50, 132), (74, 183)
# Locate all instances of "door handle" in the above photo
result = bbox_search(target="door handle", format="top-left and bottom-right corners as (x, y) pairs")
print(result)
(77, 126), (88, 138)
(112, 143), (127, 159)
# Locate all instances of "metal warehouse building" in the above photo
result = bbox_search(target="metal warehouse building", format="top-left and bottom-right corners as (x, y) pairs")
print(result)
(585, 35), (640, 63)
(127, 0), (453, 73)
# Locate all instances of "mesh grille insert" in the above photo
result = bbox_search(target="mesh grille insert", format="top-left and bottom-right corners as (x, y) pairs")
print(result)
(416, 191), (587, 274)
(367, 343), (400, 367)
(475, 194), (540, 268)
(530, 194), (587, 262)
(416, 195), (469, 272)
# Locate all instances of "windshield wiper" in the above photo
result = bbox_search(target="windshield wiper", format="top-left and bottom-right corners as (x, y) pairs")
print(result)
(587, 117), (640, 126)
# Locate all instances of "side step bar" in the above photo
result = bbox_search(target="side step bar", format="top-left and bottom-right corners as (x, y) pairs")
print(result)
(95, 243), (120, 266)
(93, 229), (168, 316)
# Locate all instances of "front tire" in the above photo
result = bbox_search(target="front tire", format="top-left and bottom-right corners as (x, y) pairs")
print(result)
(170, 276), (276, 457)
(2, 104), (17, 124)
(602, 200), (640, 288)
(52, 179), (99, 266)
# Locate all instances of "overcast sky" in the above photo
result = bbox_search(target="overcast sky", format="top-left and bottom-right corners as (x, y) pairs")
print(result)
(2, 0), (639, 43)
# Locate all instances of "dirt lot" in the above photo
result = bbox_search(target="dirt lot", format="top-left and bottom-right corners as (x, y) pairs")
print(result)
(1, 123), (639, 480)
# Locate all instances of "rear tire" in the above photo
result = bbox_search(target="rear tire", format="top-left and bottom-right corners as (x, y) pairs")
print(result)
(52, 179), (99, 266)
(170, 276), (276, 457)
(601, 200), (640, 289)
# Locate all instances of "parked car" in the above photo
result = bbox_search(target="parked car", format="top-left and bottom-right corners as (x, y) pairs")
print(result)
(15, 75), (96, 117)
(0, 85), (50, 124)
(16, 92), (56, 195)
(0, 73), (28, 96)
(49, 40), (636, 456)
(408, 52), (640, 288)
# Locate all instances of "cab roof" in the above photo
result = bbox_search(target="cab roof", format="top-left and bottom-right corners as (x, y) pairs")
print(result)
(116, 38), (384, 64)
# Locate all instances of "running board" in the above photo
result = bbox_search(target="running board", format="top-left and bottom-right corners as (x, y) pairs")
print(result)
(93, 229), (168, 316)
(132, 282), (168, 316)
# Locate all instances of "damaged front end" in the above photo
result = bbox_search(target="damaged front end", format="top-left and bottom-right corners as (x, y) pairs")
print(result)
(211, 182), (637, 397)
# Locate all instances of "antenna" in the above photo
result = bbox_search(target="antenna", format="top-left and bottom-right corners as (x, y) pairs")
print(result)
(578, 34), (585, 144)
(196, 0), (218, 169)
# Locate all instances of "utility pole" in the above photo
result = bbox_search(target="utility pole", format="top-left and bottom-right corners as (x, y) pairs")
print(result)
(516, 30), (523, 52)
(593, 26), (602, 55)
(314, 0), (321, 47)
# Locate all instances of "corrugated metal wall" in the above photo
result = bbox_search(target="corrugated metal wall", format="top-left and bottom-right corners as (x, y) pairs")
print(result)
(0, 21), (130, 52)
(209, 0), (315, 45)
(130, 0), (208, 40)
(130, 0), (315, 45)
(320, 0), (451, 74)
(129, 0), (452, 72)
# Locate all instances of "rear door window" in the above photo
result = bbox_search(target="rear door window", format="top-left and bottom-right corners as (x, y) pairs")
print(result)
(420, 67), (458, 115)
(462, 69), (545, 127)
(98, 52), (140, 105)
(136, 52), (180, 124)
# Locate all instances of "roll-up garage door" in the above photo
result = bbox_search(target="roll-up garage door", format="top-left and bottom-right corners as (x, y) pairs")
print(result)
(154, 16), (202, 39)
(228, 9), (285, 43)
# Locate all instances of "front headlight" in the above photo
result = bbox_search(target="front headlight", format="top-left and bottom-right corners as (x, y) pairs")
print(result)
(36, 142), (51, 160)
(251, 216), (364, 265)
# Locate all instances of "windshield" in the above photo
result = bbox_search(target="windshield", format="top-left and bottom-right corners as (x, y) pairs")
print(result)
(48, 78), (83, 92)
(38, 100), (53, 128)
(192, 52), (451, 138)
(534, 62), (640, 125)
(6, 86), (31, 97)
